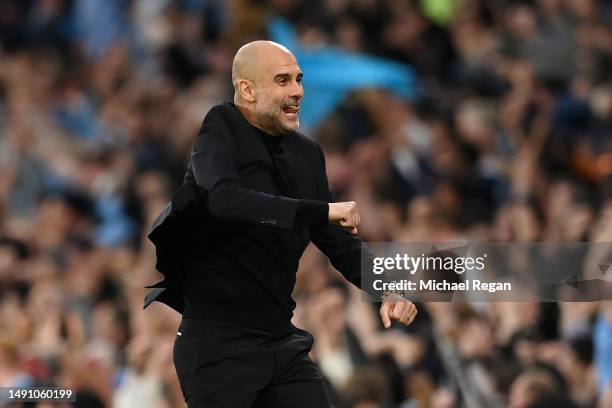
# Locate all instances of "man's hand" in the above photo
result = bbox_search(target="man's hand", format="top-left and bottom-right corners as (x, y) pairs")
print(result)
(380, 300), (417, 328)
(328, 201), (360, 234)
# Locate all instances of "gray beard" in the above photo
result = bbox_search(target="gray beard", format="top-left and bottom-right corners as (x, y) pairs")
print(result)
(259, 108), (293, 136)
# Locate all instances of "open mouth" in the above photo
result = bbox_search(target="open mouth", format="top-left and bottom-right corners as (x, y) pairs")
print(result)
(282, 105), (300, 120)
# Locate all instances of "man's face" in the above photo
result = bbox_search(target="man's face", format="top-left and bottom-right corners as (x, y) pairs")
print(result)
(253, 56), (304, 135)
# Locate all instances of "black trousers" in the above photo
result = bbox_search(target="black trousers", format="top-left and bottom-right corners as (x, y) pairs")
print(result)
(173, 318), (333, 407)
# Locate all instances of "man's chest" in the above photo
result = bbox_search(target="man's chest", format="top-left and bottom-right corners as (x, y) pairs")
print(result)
(235, 142), (319, 200)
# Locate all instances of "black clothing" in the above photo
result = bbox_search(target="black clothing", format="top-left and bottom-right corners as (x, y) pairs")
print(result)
(145, 102), (366, 407)
(173, 319), (332, 407)
(182, 102), (364, 334)
(145, 102), (364, 330)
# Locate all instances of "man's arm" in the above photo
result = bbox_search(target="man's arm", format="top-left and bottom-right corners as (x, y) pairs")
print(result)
(311, 215), (418, 328)
(191, 106), (328, 229)
(309, 143), (364, 288)
(309, 143), (418, 328)
(310, 223), (365, 288)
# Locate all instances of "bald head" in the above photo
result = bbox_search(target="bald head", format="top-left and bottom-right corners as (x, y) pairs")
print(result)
(231, 41), (296, 91)
(231, 40), (304, 136)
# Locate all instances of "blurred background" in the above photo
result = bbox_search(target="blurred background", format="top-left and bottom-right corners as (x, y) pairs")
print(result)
(0, 0), (611, 407)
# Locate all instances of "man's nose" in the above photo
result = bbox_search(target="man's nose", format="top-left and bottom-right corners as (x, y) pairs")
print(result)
(289, 81), (303, 100)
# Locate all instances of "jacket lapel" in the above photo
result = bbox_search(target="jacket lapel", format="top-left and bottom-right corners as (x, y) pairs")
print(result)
(220, 103), (298, 197)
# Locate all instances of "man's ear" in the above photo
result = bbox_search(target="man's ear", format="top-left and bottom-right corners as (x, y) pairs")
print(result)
(239, 80), (256, 103)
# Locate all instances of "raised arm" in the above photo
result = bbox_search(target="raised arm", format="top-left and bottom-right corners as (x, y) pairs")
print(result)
(191, 106), (329, 229)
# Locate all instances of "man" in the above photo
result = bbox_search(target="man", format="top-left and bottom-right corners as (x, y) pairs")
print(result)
(162, 41), (417, 407)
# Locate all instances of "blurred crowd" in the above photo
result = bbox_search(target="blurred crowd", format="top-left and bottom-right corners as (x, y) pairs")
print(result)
(0, 0), (611, 407)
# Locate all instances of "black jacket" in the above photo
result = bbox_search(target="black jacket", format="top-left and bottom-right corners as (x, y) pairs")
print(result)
(144, 102), (364, 325)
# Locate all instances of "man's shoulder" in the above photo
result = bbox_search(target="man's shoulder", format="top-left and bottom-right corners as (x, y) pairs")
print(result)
(202, 101), (237, 123)
(197, 101), (251, 143)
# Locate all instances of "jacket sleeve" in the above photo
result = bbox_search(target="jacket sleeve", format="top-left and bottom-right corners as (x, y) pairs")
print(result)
(309, 143), (370, 289)
(191, 106), (323, 229)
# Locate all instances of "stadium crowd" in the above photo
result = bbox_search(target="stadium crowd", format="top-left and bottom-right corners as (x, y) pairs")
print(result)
(0, 0), (611, 407)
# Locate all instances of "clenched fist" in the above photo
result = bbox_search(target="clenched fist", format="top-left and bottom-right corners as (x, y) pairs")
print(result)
(380, 300), (417, 328)
(328, 201), (360, 235)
